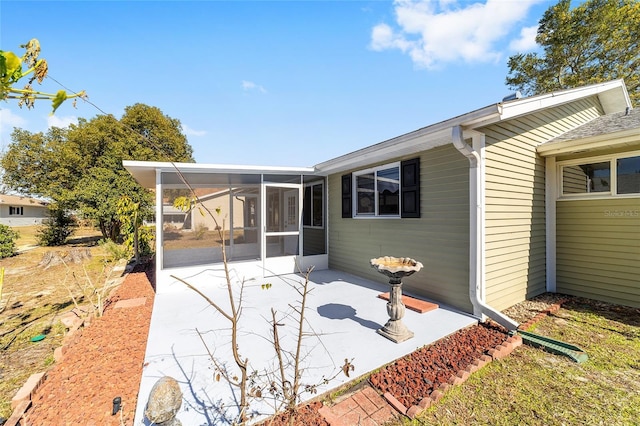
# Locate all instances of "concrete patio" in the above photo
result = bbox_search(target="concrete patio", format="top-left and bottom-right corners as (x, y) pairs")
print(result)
(133, 265), (477, 425)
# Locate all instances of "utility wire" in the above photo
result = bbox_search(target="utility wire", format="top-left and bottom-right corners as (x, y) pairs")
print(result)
(46, 75), (110, 117)
(45, 74), (184, 163)
(44, 74), (222, 229)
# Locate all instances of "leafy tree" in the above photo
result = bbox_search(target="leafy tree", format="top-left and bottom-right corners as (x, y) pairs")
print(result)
(0, 224), (19, 259)
(506, 0), (640, 105)
(1, 104), (194, 241)
(1, 38), (85, 114)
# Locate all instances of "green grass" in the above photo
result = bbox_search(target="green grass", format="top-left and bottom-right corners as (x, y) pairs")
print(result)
(0, 307), (67, 418)
(392, 300), (640, 425)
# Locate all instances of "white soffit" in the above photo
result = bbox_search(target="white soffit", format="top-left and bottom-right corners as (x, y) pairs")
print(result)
(314, 105), (500, 175)
(123, 160), (315, 188)
(497, 79), (630, 122)
(314, 128), (450, 175)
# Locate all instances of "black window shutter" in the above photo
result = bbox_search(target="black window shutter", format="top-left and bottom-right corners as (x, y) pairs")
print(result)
(341, 174), (352, 218)
(401, 158), (420, 218)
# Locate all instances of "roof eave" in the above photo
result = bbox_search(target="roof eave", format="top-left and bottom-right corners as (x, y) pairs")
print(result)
(315, 80), (631, 175)
(124, 81), (632, 181)
(314, 105), (501, 175)
(123, 160), (317, 189)
(537, 127), (640, 157)
(496, 79), (630, 122)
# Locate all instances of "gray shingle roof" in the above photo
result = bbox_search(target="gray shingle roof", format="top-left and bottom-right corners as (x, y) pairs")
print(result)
(550, 107), (640, 143)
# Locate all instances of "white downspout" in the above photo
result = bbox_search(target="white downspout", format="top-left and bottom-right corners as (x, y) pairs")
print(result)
(545, 156), (557, 293)
(452, 126), (519, 331)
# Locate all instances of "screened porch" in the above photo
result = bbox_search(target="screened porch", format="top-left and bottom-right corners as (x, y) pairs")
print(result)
(123, 161), (329, 277)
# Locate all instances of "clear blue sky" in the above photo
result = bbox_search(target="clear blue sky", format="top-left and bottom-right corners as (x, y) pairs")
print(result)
(1, 0), (555, 167)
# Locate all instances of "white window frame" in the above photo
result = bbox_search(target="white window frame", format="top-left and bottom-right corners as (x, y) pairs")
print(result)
(352, 162), (401, 218)
(9, 206), (24, 216)
(557, 150), (640, 200)
(303, 181), (324, 229)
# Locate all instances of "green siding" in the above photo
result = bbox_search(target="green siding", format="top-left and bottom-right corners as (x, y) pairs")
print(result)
(556, 198), (640, 307)
(326, 95), (633, 312)
(481, 97), (604, 310)
(328, 145), (472, 313)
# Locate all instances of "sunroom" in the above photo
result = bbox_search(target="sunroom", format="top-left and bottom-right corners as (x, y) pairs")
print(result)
(123, 161), (328, 278)
(539, 107), (640, 308)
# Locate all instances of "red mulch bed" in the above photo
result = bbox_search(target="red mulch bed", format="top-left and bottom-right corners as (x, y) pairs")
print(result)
(21, 262), (512, 425)
(24, 264), (155, 426)
(260, 322), (509, 424)
(369, 322), (508, 408)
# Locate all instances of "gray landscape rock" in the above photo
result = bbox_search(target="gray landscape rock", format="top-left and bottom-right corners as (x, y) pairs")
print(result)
(144, 376), (183, 425)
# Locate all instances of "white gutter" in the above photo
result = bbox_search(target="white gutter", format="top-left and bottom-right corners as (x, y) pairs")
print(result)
(452, 126), (519, 331)
(314, 105), (501, 175)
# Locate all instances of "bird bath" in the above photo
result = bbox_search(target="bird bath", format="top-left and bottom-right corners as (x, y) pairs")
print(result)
(370, 256), (423, 343)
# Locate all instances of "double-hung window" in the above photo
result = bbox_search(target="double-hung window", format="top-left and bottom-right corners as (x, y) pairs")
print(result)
(341, 158), (420, 219)
(354, 163), (400, 217)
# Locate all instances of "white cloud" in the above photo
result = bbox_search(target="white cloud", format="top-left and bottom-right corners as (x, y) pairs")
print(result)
(0, 108), (28, 146)
(47, 114), (78, 129)
(1, 109), (78, 147)
(370, 0), (543, 69)
(242, 80), (267, 94)
(182, 124), (207, 137)
(0, 108), (27, 131)
(371, 23), (413, 52)
(509, 25), (539, 52)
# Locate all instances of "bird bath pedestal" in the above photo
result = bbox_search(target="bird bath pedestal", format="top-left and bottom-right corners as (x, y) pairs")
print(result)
(370, 256), (423, 344)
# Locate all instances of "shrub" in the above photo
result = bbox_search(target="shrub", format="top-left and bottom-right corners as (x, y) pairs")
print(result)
(99, 239), (130, 261)
(37, 206), (77, 246)
(123, 225), (155, 258)
(195, 223), (208, 240)
(0, 224), (19, 259)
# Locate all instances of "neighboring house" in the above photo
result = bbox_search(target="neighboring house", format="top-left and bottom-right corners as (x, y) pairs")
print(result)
(164, 187), (260, 268)
(124, 79), (639, 322)
(185, 187), (257, 233)
(0, 194), (49, 227)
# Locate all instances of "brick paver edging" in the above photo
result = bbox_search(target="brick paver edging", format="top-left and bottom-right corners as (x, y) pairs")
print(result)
(7, 265), (131, 425)
(381, 334), (523, 419)
(517, 298), (570, 331)
(8, 312), (87, 422)
(384, 298), (571, 419)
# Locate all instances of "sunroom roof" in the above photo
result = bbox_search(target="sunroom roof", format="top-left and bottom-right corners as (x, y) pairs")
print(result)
(123, 161), (315, 188)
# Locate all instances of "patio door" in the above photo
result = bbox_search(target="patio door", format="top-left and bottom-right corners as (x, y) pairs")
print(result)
(263, 184), (301, 275)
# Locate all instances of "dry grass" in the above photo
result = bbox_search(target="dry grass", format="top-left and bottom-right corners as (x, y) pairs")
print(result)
(393, 298), (640, 425)
(0, 225), (118, 419)
(163, 228), (249, 250)
(12, 224), (40, 247)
